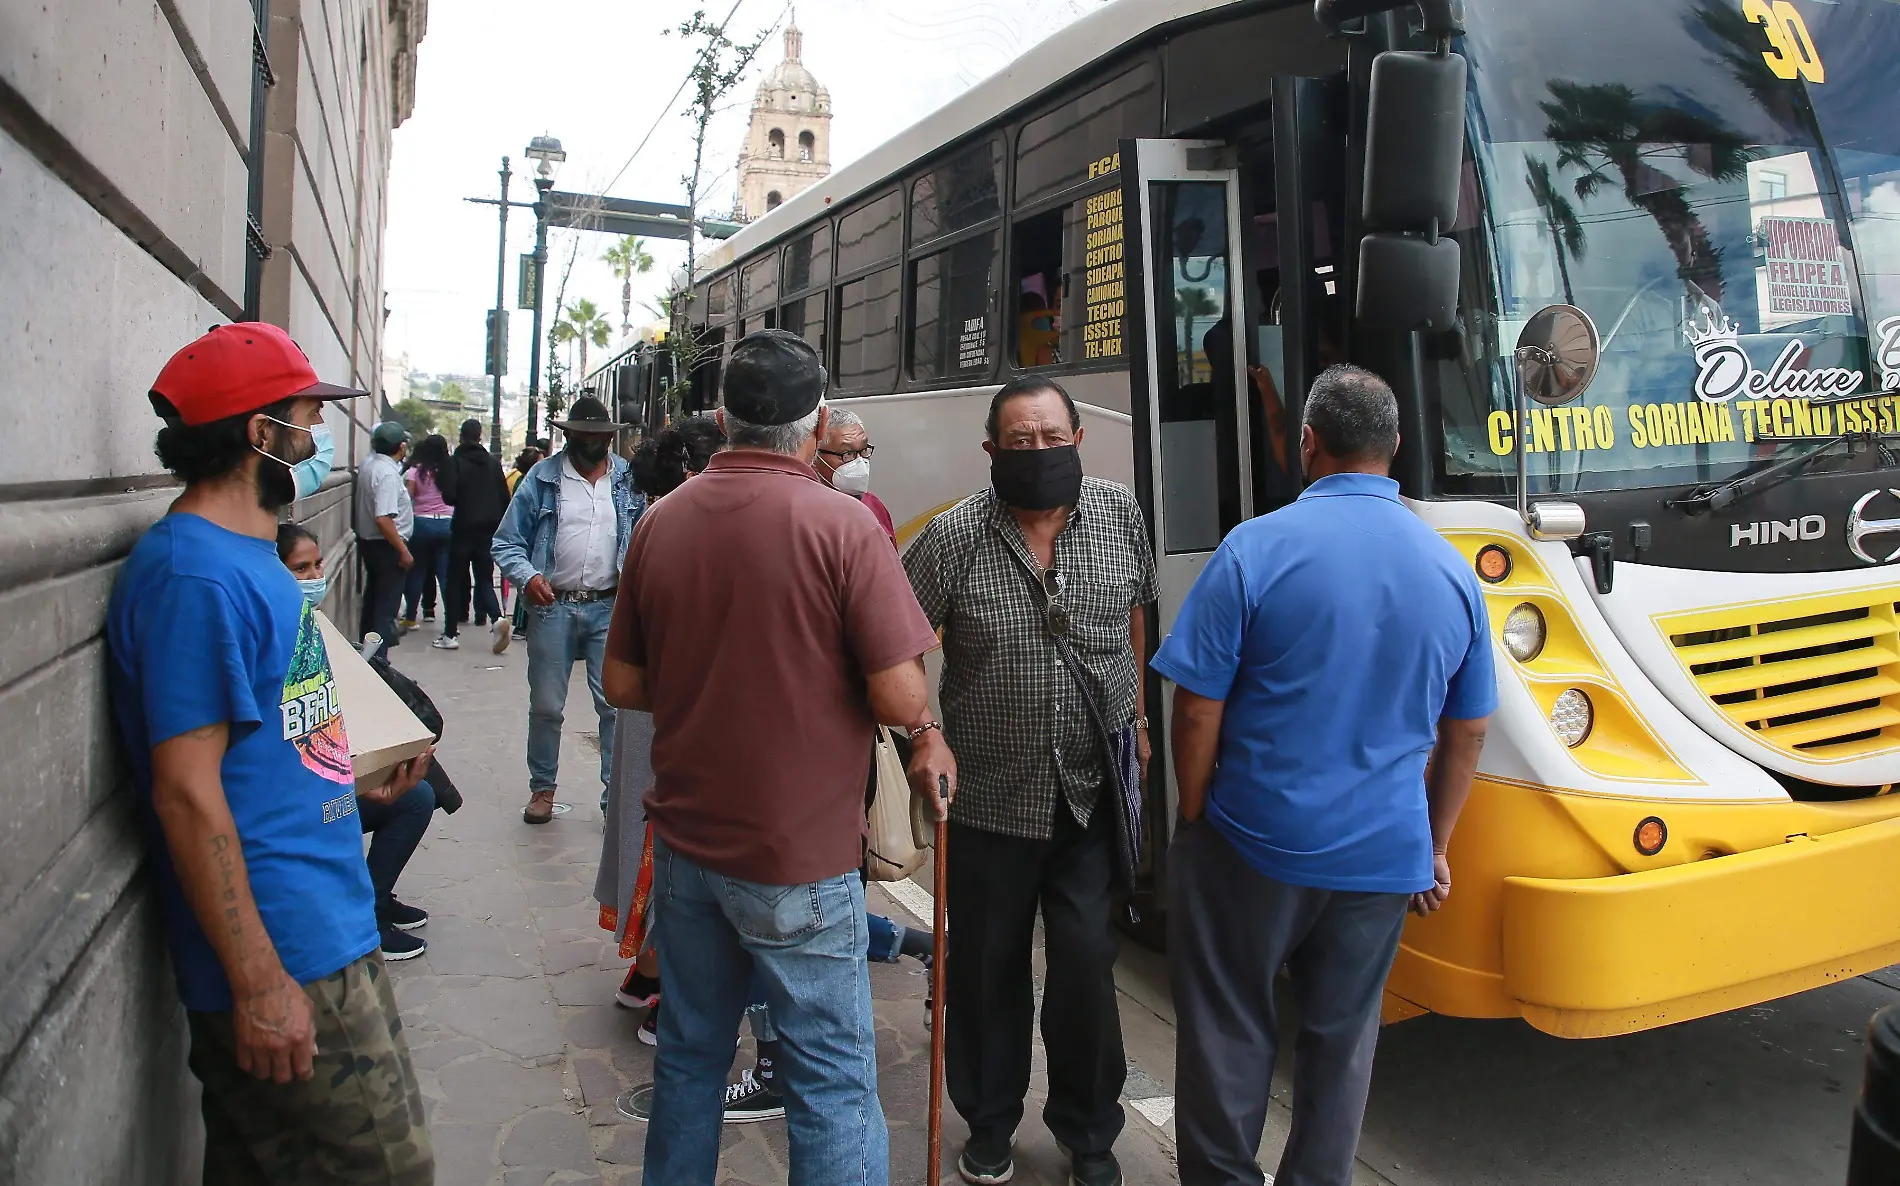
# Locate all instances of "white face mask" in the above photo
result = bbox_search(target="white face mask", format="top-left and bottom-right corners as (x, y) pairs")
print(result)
(831, 456), (872, 496)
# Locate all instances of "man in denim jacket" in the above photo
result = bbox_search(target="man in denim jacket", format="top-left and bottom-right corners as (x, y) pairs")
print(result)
(492, 396), (645, 822)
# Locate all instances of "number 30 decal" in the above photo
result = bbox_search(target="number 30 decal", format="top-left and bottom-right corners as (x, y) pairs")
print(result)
(1744, 0), (1826, 83)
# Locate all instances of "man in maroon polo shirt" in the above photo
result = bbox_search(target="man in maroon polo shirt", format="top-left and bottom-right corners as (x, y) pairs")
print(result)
(603, 329), (953, 1183)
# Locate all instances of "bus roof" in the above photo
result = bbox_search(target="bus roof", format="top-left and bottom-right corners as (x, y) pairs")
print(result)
(691, 0), (1246, 283)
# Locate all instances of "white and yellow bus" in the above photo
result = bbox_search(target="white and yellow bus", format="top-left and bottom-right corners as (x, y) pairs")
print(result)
(667, 0), (1900, 1038)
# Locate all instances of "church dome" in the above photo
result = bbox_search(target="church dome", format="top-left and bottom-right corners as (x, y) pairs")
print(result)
(755, 24), (828, 112)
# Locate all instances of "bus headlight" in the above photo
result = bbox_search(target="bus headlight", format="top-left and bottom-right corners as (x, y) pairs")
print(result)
(1550, 688), (1594, 748)
(1502, 603), (1547, 663)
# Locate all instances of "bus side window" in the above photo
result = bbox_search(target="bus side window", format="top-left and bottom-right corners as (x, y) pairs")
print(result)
(1012, 206), (1067, 369)
(911, 231), (999, 381)
(834, 266), (901, 391)
(780, 292), (827, 362)
(688, 325), (726, 412)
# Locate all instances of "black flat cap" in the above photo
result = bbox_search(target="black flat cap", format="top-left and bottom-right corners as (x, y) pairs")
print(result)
(722, 329), (827, 426)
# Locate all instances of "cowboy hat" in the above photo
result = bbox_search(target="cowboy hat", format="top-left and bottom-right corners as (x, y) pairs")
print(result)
(548, 394), (631, 434)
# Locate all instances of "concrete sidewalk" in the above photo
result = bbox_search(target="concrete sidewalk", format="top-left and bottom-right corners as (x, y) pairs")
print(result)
(378, 626), (1181, 1185)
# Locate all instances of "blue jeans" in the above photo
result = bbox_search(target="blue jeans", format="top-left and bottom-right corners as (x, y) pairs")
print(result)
(358, 780), (434, 920)
(866, 912), (904, 963)
(401, 515), (453, 618)
(645, 836), (886, 1186)
(744, 912), (908, 1042)
(525, 597), (615, 796)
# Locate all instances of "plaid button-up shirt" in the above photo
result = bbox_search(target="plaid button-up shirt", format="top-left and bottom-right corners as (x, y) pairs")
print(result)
(904, 477), (1159, 841)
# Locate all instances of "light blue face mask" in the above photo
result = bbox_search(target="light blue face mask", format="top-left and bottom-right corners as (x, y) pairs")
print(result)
(296, 575), (329, 607)
(256, 419), (336, 500)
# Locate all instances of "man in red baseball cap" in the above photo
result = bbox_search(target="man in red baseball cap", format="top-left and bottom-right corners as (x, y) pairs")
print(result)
(104, 323), (436, 1183)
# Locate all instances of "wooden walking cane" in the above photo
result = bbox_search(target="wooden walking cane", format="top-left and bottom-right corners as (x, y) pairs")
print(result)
(927, 774), (950, 1184)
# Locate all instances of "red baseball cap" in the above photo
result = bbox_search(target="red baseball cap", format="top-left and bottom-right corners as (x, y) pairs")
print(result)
(150, 322), (365, 426)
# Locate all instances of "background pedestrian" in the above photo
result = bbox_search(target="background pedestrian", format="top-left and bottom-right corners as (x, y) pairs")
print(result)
(1152, 364), (1493, 1186)
(442, 418), (511, 652)
(492, 396), (644, 822)
(399, 433), (454, 640)
(355, 421), (414, 661)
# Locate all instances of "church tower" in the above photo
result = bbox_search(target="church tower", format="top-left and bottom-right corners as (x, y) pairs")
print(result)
(736, 21), (831, 222)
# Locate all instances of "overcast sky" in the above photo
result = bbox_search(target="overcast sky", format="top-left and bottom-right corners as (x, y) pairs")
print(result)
(383, 0), (1110, 381)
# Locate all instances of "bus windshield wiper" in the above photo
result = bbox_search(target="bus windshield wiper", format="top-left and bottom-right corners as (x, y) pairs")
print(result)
(1667, 430), (1900, 515)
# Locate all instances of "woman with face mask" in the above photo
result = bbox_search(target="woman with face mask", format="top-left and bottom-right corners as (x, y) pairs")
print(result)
(276, 524), (440, 962)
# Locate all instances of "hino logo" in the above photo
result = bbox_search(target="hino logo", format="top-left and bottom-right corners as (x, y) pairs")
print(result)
(1848, 488), (1900, 564)
(1730, 516), (1825, 547)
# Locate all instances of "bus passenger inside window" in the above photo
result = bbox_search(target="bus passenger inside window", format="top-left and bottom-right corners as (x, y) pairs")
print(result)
(1013, 207), (1064, 367)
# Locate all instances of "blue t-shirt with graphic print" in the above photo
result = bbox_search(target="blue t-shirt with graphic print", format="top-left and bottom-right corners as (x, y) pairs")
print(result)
(107, 513), (377, 1011)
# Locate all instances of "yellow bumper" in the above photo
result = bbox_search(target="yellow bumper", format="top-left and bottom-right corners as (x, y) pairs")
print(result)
(1383, 777), (1900, 1037)
(1503, 816), (1900, 1037)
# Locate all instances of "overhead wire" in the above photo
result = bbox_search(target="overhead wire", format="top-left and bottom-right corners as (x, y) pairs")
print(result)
(600, 0), (754, 197)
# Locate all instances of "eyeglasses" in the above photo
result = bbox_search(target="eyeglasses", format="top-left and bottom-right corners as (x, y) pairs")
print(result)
(1040, 568), (1070, 639)
(817, 444), (876, 462)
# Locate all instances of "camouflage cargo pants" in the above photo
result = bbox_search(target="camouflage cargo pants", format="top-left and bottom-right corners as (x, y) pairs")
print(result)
(187, 952), (433, 1185)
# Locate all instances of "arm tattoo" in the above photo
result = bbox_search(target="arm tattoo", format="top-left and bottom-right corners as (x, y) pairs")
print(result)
(210, 832), (245, 939)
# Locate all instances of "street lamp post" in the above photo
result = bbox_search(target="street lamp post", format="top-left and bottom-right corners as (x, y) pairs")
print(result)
(465, 163), (538, 449)
(524, 134), (566, 443)
(488, 156), (511, 450)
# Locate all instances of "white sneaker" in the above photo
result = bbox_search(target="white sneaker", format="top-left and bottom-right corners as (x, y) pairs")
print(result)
(431, 635), (460, 650)
(492, 618), (512, 654)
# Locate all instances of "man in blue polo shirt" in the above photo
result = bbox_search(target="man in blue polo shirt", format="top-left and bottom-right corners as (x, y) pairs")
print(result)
(1151, 364), (1493, 1186)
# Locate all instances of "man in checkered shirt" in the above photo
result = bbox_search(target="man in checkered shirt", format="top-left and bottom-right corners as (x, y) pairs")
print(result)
(903, 376), (1158, 1186)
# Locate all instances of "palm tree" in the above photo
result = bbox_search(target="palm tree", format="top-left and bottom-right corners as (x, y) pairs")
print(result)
(1525, 155), (1586, 306)
(1540, 79), (1755, 304)
(1176, 287), (1221, 384)
(554, 298), (612, 379)
(602, 236), (655, 338)
(638, 291), (674, 323)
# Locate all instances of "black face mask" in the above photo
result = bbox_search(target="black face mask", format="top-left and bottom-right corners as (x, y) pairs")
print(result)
(569, 437), (610, 465)
(990, 444), (1083, 510)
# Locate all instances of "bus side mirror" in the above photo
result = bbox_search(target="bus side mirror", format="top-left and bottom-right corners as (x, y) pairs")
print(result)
(1357, 234), (1460, 331)
(1356, 48), (1467, 331)
(1363, 50), (1465, 233)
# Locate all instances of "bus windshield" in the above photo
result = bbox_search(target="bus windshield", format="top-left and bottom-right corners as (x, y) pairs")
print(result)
(1434, 0), (1900, 498)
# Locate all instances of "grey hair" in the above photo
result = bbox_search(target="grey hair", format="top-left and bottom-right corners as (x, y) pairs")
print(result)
(824, 407), (864, 434)
(1302, 364), (1398, 461)
(723, 403), (824, 455)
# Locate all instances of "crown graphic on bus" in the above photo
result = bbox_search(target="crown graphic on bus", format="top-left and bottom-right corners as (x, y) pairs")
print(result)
(1682, 304), (1741, 350)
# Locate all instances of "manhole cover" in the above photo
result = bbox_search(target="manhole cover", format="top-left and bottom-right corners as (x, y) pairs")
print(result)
(615, 1084), (655, 1121)
(550, 802), (573, 816)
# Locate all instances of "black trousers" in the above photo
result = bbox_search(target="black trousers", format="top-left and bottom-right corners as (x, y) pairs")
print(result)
(444, 526), (501, 636)
(357, 537), (405, 661)
(1168, 818), (1409, 1186)
(945, 796), (1126, 1155)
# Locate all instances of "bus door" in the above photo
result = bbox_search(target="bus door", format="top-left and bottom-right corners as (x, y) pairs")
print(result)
(1122, 138), (1252, 909)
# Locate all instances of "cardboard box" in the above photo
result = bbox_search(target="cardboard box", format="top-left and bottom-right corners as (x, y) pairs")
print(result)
(315, 611), (434, 793)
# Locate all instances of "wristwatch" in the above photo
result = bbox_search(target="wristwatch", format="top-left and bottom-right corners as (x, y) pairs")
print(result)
(1133, 716), (1150, 731)
(908, 721), (944, 742)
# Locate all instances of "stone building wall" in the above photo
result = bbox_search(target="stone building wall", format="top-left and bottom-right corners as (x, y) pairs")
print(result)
(0, 1), (424, 1179)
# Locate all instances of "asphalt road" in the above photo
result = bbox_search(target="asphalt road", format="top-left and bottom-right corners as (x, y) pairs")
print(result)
(1110, 940), (1893, 1186)
(1353, 971), (1893, 1186)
